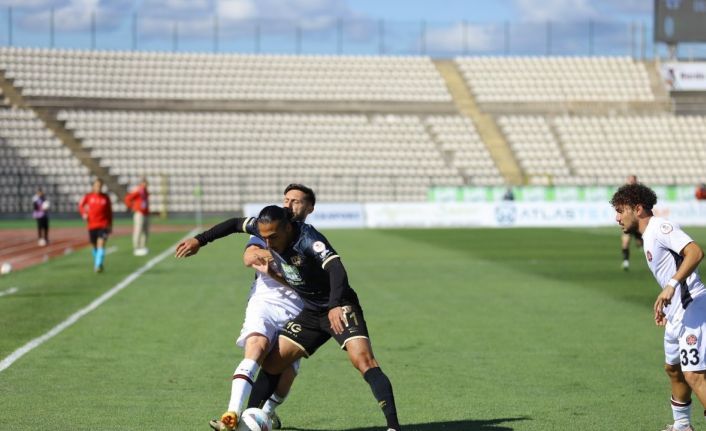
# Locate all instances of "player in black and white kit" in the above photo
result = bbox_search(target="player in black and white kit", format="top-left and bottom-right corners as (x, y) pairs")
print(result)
(176, 185), (315, 431)
(189, 205), (402, 431)
(612, 183), (706, 431)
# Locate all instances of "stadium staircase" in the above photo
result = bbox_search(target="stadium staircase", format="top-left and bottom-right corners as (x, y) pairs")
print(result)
(422, 122), (468, 182)
(546, 120), (576, 178)
(645, 61), (671, 103)
(433, 60), (524, 185)
(671, 91), (706, 115)
(0, 69), (126, 200)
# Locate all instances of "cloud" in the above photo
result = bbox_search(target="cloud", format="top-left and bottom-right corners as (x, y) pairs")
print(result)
(17, 0), (132, 32)
(0, 0), (68, 8)
(513, 0), (652, 22)
(513, 0), (600, 22)
(217, 0), (256, 21)
(135, 0), (369, 40)
(598, 0), (652, 15)
(423, 22), (496, 53)
(139, 0), (213, 19)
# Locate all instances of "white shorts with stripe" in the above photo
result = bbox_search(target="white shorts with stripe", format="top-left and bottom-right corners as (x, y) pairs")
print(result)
(665, 294), (706, 372)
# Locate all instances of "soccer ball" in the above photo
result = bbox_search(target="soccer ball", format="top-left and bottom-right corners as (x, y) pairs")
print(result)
(236, 408), (272, 431)
(1, 262), (12, 275)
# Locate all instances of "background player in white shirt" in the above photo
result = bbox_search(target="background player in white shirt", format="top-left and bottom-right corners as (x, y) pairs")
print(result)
(612, 183), (706, 431)
(176, 184), (316, 431)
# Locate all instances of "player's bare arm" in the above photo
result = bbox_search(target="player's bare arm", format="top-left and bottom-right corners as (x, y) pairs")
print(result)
(242, 245), (290, 285)
(175, 237), (201, 258)
(328, 307), (345, 335)
(654, 241), (705, 325)
(243, 245), (272, 267)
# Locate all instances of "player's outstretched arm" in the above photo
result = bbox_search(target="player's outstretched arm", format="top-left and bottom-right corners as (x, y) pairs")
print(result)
(175, 217), (252, 258)
(175, 237), (201, 258)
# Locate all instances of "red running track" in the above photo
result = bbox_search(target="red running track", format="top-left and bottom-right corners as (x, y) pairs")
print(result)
(0, 225), (190, 272)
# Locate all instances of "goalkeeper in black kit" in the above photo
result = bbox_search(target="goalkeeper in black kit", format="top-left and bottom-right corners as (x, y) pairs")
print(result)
(176, 205), (402, 431)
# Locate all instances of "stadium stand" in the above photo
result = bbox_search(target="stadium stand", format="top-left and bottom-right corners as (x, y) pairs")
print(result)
(57, 110), (500, 211)
(499, 114), (706, 186)
(455, 56), (654, 103)
(553, 115), (706, 186)
(1, 47), (703, 214)
(497, 116), (571, 184)
(0, 47), (451, 103)
(0, 106), (93, 212)
(426, 115), (502, 185)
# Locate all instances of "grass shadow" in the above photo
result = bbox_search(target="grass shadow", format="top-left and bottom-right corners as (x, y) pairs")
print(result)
(286, 416), (530, 431)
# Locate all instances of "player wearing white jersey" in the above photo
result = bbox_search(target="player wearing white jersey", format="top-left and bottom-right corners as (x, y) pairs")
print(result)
(612, 183), (706, 431)
(176, 184), (316, 431)
(621, 174), (643, 270)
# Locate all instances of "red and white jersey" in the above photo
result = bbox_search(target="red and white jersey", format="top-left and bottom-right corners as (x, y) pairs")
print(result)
(245, 235), (304, 316)
(78, 192), (112, 230)
(643, 216), (706, 323)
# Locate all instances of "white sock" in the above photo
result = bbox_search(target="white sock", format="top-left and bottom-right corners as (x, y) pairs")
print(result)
(262, 393), (286, 415)
(227, 358), (260, 415)
(671, 396), (692, 429)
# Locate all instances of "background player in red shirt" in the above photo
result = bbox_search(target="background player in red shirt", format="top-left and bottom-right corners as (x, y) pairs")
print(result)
(78, 179), (113, 273)
(695, 183), (706, 201)
(124, 177), (150, 256)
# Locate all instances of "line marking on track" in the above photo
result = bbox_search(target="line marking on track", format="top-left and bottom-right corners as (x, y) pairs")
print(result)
(0, 229), (196, 374)
(0, 287), (19, 297)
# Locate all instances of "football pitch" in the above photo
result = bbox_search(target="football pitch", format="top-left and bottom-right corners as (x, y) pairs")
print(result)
(2, 225), (704, 430)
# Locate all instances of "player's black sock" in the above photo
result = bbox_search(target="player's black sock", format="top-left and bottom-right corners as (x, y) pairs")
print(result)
(247, 370), (281, 409)
(363, 367), (401, 430)
(622, 248), (629, 260)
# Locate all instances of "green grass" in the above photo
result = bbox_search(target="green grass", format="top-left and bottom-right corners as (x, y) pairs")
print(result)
(1, 227), (704, 430)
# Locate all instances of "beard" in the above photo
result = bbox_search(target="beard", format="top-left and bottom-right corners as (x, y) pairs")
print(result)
(622, 221), (639, 234)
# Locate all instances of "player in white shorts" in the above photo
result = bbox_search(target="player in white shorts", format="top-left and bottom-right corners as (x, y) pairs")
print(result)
(176, 184), (316, 431)
(612, 183), (706, 431)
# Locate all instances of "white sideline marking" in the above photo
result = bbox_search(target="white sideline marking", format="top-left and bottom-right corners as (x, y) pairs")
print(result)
(105, 246), (118, 255)
(0, 229), (197, 373)
(0, 287), (19, 297)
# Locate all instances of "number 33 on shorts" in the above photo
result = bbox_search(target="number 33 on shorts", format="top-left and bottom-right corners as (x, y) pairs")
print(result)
(680, 333), (704, 369)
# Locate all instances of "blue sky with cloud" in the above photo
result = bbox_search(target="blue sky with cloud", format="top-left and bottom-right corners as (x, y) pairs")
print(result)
(0, 0), (665, 55)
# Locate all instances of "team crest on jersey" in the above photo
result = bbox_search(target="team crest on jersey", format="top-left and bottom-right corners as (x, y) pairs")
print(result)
(660, 223), (673, 234)
(280, 263), (303, 285)
(290, 255), (304, 266)
(687, 334), (698, 346)
(646, 251), (653, 262)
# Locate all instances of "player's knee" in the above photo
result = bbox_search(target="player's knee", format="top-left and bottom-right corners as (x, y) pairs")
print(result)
(261, 357), (289, 375)
(244, 335), (270, 361)
(350, 353), (378, 373)
(683, 370), (706, 388)
(262, 345), (303, 374)
(665, 363), (684, 380)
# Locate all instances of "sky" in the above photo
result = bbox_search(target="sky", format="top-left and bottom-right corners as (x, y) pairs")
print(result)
(0, 0), (677, 56)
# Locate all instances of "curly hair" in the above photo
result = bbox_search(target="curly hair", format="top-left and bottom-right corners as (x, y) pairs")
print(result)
(610, 183), (657, 210)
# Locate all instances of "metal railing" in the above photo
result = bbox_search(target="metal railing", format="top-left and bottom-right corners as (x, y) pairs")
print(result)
(2, 7), (702, 59)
